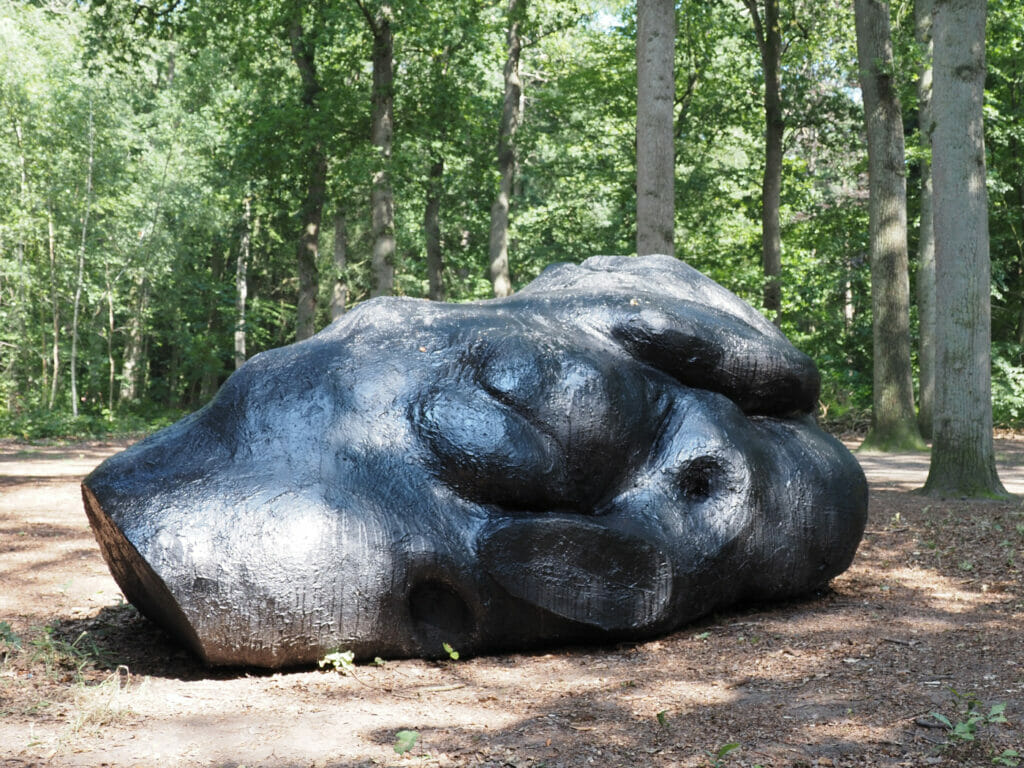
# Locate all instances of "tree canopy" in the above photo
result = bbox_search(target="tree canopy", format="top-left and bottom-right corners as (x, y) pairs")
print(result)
(1, 0), (1022, 450)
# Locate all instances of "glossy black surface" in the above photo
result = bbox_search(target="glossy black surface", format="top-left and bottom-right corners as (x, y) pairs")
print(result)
(82, 255), (868, 667)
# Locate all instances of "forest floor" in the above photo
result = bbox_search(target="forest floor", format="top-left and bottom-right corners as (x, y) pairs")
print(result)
(1, 434), (1023, 768)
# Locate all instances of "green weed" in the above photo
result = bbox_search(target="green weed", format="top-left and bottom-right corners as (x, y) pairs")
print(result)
(394, 729), (419, 754)
(442, 642), (460, 661)
(317, 649), (356, 674)
(706, 742), (740, 767)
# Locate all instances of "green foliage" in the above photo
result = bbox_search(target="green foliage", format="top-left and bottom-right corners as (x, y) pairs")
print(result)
(992, 344), (1024, 428)
(706, 742), (741, 767)
(994, 748), (1021, 767)
(0, 621), (21, 652)
(441, 642), (460, 661)
(393, 729), (419, 755)
(29, 626), (111, 681)
(317, 649), (356, 675)
(0, 0), (1021, 435)
(931, 689), (1013, 750)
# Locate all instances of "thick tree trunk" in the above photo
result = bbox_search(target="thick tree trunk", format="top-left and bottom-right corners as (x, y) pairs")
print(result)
(916, 0), (936, 439)
(855, 0), (924, 451)
(289, 20), (326, 340)
(425, 157), (446, 301)
(636, 0), (675, 257)
(488, 0), (524, 298)
(922, 0), (1007, 497)
(368, 5), (396, 298)
(330, 209), (348, 321)
(745, 0), (783, 322)
(235, 195), (250, 369)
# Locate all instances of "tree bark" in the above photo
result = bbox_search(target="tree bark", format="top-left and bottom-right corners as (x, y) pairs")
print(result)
(855, 0), (924, 451)
(289, 18), (327, 340)
(119, 274), (148, 403)
(425, 157), (446, 301)
(361, 2), (396, 298)
(47, 209), (59, 411)
(330, 209), (349, 320)
(745, 0), (783, 323)
(916, 0), (936, 439)
(11, 117), (29, 398)
(922, 0), (1007, 497)
(235, 195), (250, 369)
(104, 267), (115, 415)
(70, 104), (94, 419)
(636, 0), (675, 257)
(488, 0), (524, 298)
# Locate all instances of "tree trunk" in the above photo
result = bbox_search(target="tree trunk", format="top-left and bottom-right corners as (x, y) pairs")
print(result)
(916, 0), (936, 439)
(11, 118), (29, 399)
(922, 0), (1007, 497)
(367, 4), (396, 298)
(488, 0), (524, 298)
(119, 274), (148, 403)
(636, 0), (675, 257)
(425, 157), (446, 301)
(235, 195), (250, 369)
(855, 0), (923, 451)
(200, 247), (226, 403)
(104, 267), (115, 416)
(47, 209), (59, 411)
(70, 104), (94, 419)
(289, 19), (327, 340)
(330, 209), (349, 321)
(745, 0), (783, 323)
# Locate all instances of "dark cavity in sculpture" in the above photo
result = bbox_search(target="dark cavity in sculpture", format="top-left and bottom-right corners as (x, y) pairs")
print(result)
(82, 255), (868, 667)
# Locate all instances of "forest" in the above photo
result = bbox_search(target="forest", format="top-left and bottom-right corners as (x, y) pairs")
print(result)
(1, 0), (1022, 444)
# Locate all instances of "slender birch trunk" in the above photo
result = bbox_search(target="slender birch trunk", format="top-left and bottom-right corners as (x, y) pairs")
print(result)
(235, 195), (250, 369)
(70, 104), (94, 419)
(47, 209), (59, 410)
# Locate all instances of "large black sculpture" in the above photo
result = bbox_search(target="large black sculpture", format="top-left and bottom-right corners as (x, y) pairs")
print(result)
(83, 255), (867, 667)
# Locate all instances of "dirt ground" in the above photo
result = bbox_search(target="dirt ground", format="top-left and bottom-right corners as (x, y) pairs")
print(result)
(1, 435), (1023, 768)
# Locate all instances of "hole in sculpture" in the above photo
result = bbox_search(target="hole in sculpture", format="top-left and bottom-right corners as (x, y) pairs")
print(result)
(678, 456), (722, 501)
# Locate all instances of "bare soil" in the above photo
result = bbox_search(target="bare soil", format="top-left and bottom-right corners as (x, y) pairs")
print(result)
(1, 435), (1023, 768)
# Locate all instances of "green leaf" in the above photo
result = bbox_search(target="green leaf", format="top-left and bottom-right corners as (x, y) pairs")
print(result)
(318, 649), (355, 674)
(716, 743), (740, 758)
(951, 721), (976, 741)
(442, 642), (460, 660)
(0, 621), (21, 649)
(394, 730), (419, 754)
(656, 709), (669, 727)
